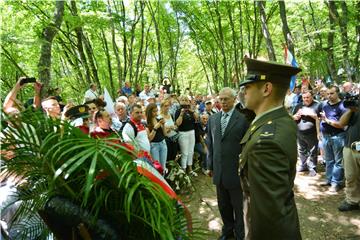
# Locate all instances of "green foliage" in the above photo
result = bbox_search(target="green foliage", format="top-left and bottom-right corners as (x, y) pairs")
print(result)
(0, 1), (359, 99)
(1, 109), (202, 239)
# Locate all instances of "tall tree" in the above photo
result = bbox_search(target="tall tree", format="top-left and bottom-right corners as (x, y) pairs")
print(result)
(328, 1), (352, 81)
(147, 1), (163, 83)
(258, 1), (276, 61)
(227, 2), (240, 86)
(134, 1), (146, 85)
(101, 30), (115, 97)
(326, 1), (338, 82)
(37, 0), (65, 96)
(278, 1), (295, 55)
(354, 1), (360, 81)
(70, 1), (92, 85)
(107, 0), (122, 89)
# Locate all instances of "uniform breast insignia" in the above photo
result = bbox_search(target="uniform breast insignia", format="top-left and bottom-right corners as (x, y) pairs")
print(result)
(259, 122), (275, 139)
(250, 125), (256, 132)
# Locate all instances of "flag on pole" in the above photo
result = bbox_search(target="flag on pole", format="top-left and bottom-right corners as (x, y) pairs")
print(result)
(284, 47), (299, 91)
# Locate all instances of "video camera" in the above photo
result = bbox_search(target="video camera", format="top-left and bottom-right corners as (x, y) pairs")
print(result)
(343, 94), (360, 108)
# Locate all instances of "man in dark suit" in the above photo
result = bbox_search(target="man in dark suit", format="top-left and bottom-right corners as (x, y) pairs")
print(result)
(207, 87), (249, 240)
(239, 58), (302, 240)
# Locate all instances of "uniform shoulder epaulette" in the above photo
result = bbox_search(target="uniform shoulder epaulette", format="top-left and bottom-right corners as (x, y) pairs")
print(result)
(259, 120), (275, 139)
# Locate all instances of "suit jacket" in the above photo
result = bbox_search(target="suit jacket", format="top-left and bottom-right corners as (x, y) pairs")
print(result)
(239, 107), (301, 240)
(207, 109), (249, 189)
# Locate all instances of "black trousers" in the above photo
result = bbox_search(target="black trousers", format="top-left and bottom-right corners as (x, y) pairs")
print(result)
(216, 182), (244, 240)
(298, 131), (318, 171)
(165, 138), (178, 161)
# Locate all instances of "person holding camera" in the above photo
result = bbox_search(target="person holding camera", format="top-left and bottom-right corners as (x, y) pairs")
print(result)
(146, 103), (168, 172)
(292, 90), (321, 176)
(3, 77), (41, 115)
(175, 95), (198, 176)
(159, 99), (179, 162)
(319, 85), (347, 192)
(337, 102), (360, 211)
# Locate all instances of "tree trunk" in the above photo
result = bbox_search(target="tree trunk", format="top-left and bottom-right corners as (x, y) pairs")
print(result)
(252, 2), (258, 58)
(258, 1), (276, 61)
(308, 1), (323, 49)
(278, 1), (295, 55)
(57, 37), (85, 86)
(134, 1), (145, 86)
(171, 10), (182, 89)
(339, 2), (352, 81)
(120, 0), (128, 83)
(70, 1), (92, 85)
(139, 24), (152, 85)
(38, 0), (65, 97)
(238, 2), (245, 78)
(354, 1), (360, 82)
(300, 17), (314, 46)
(128, 1), (141, 84)
(212, 1), (228, 87)
(101, 30), (114, 98)
(227, 2), (240, 87)
(327, 1), (338, 83)
(244, 2), (253, 58)
(329, 1), (351, 81)
(108, 0), (122, 90)
(83, 33), (101, 90)
(147, 1), (163, 83)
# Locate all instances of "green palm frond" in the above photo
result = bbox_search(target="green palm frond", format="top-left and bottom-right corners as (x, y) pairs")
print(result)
(10, 212), (51, 240)
(1, 109), (202, 239)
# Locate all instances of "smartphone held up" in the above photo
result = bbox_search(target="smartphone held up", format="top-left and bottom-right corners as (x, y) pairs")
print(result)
(20, 77), (36, 86)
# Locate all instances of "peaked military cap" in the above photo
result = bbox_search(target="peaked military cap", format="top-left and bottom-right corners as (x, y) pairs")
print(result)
(64, 105), (90, 119)
(240, 58), (302, 86)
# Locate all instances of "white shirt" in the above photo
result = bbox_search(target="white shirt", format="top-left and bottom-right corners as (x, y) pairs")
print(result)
(122, 123), (151, 152)
(161, 114), (177, 137)
(84, 89), (98, 102)
(139, 90), (155, 101)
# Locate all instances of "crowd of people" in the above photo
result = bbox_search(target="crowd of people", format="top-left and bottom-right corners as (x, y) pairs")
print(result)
(1, 59), (360, 239)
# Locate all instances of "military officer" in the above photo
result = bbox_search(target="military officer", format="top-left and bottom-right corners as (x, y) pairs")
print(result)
(238, 58), (302, 240)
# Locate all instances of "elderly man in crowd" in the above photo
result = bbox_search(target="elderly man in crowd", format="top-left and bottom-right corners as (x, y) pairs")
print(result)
(207, 87), (249, 240)
(293, 91), (321, 176)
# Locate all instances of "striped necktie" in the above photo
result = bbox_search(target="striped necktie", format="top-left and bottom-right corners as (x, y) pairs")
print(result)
(221, 113), (229, 136)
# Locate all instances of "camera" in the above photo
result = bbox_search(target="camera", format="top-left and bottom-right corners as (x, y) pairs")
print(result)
(181, 104), (190, 110)
(20, 77), (36, 86)
(343, 94), (360, 108)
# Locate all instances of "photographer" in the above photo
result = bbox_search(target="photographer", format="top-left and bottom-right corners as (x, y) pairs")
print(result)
(146, 103), (168, 172)
(175, 95), (199, 176)
(3, 77), (41, 114)
(337, 101), (360, 211)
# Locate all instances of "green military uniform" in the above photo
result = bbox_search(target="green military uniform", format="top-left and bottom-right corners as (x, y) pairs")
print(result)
(238, 58), (302, 240)
(239, 106), (301, 240)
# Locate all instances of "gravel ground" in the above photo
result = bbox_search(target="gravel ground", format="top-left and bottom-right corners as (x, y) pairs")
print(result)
(181, 165), (360, 240)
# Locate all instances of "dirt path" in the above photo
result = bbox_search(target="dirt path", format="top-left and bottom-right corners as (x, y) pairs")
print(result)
(182, 166), (360, 240)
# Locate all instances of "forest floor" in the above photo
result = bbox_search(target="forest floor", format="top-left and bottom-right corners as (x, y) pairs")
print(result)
(181, 161), (360, 240)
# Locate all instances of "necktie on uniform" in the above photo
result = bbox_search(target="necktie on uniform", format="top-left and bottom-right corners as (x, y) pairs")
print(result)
(221, 112), (229, 136)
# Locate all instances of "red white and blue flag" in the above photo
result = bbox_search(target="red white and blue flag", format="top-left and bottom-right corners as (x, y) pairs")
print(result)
(285, 47), (299, 91)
